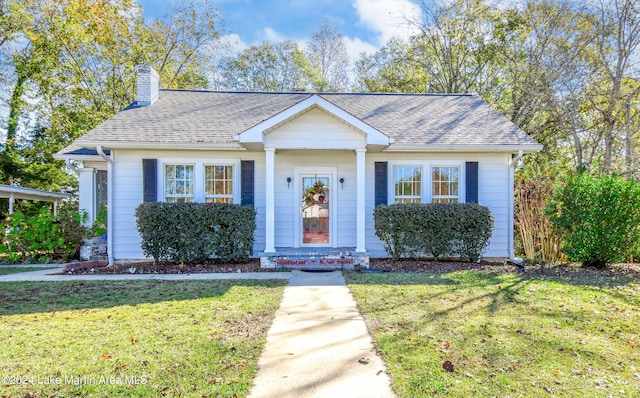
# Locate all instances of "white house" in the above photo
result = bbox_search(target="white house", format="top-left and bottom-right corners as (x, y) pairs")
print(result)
(55, 66), (542, 266)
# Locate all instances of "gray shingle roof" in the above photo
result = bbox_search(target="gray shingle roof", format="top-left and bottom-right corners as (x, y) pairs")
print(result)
(70, 90), (540, 151)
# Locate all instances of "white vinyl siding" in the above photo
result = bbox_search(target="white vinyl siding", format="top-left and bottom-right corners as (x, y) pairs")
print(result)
(110, 151), (248, 261)
(432, 166), (459, 203)
(369, 153), (511, 259)
(107, 149), (512, 262)
(272, 150), (357, 249)
(264, 108), (366, 149)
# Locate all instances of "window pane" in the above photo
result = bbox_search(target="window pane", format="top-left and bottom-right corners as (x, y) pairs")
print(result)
(432, 166), (460, 203)
(96, 170), (108, 208)
(165, 164), (194, 201)
(451, 181), (459, 196)
(205, 165), (233, 201)
(394, 166), (422, 203)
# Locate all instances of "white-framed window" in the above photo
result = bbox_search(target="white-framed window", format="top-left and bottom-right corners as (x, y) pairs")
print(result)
(205, 165), (234, 203)
(432, 166), (459, 203)
(158, 159), (240, 203)
(164, 164), (195, 202)
(394, 165), (422, 203)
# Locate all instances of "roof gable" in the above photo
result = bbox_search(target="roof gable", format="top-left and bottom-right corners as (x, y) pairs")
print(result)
(237, 94), (390, 151)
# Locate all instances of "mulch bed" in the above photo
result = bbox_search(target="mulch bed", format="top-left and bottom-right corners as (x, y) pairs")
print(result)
(66, 258), (640, 279)
(68, 259), (265, 274)
(368, 259), (640, 280)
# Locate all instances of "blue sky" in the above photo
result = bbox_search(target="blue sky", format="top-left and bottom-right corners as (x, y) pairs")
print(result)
(135, 0), (422, 62)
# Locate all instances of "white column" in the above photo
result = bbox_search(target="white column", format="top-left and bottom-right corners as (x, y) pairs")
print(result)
(78, 167), (96, 227)
(265, 147), (276, 253)
(356, 148), (366, 253)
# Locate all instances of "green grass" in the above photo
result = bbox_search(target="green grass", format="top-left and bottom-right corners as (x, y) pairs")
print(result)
(345, 269), (640, 398)
(0, 280), (286, 397)
(0, 267), (52, 276)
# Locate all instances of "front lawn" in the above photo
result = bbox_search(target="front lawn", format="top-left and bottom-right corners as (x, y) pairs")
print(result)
(0, 267), (52, 276)
(0, 280), (286, 397)
(346, 268), (639, 397)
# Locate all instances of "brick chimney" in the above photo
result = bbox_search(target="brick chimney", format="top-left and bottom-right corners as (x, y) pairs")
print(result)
(134, 65), (159, 106)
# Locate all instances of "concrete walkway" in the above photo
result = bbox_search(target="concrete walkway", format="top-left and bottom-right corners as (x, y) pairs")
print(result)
(249, 270), (395, 398)
(0, 266), (395, 397)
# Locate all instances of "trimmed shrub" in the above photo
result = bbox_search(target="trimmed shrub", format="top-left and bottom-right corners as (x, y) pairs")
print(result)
(135, 202), (256, 264)
(373, 203), (494, 261)
(372, 204), (418, 259)
(546, 173), (640, 268)
(454, 204), (495, 262)
(1, 205), (86, 262)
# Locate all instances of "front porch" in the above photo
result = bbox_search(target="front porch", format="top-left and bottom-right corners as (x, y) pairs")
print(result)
(260, 247), (369, 270)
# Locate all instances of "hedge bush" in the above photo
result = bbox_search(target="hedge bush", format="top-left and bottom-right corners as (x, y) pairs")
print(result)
(373, 203), (494, 261)
(135, 202), (256, 264)
(546, 173), (640, 268)
(1, 205), (86, 263)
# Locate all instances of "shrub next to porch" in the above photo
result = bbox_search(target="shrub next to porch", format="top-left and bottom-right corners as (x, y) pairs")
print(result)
(374, 203), (494, 261)
(135, 202), (256, 264)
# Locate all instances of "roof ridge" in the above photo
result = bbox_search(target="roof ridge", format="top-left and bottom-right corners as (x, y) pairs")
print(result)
(158, 89), (312, 95)
(157, 89), (476, 97)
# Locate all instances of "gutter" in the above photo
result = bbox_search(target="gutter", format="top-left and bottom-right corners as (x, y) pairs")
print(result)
(96, 146), (114, 266)
(75, 141), (245, 151)
(384, 145), (543, 153)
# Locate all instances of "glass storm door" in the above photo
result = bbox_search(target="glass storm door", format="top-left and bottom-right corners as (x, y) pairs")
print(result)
(301, 176), (330, 245)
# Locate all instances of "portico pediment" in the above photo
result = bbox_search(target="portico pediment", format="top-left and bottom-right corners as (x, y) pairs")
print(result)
(235, 95), (390, 152)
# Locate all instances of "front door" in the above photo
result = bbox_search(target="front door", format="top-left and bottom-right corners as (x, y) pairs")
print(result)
(301, 176), (330, 245)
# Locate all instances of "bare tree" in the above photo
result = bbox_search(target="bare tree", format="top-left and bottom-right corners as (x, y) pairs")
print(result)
(305, 21), (350, 92)
(591, 0), (640, 174)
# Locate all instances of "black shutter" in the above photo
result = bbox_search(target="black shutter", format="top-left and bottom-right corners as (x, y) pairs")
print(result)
(374, 161), (388, 206)
(142, 159), (157, 203)
(241, 160), (255, 206)
(465, 161), (479, 203)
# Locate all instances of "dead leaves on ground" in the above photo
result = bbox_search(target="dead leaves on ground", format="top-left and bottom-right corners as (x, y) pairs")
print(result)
(442, 360), (455, 372)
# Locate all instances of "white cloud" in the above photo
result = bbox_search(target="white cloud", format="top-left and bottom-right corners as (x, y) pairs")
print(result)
(344, 36), (378, 62)
(353, 0), (421, 45)
(263, 27), (287, 42)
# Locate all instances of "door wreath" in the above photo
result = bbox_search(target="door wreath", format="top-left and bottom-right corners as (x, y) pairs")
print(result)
(303, 180), (326, 209)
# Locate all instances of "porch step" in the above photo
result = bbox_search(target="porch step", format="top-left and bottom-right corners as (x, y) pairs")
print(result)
(259, 249), (369, 270)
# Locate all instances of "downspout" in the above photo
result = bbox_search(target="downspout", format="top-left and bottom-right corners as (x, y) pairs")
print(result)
(508, 150), (524, 260)
(509, 149), (524, 167)
(96, 146), (114, 266)
(65, 159), (80, 175)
